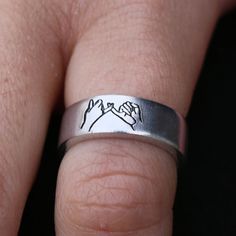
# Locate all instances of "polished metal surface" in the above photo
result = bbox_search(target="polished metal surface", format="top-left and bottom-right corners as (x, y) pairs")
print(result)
(59, 95), (187, 157)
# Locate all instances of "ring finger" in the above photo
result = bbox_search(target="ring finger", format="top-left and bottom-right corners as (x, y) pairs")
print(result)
(55, 1), (221, 235)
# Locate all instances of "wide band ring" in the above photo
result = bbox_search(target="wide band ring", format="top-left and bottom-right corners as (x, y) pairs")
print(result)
(59, 95), (187, 158)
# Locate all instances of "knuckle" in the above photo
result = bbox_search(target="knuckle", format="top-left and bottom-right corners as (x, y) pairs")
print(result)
(56, 140), (176, 234)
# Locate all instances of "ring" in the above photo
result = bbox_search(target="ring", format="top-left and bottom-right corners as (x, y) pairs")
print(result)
(59, 95), (187, 158)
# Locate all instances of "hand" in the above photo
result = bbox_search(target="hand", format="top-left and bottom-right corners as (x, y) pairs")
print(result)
(0, 0), (235, 235)
(111, 102), (142, 128)
(81, 99), (104, 131)
(81, 99), (114, 131)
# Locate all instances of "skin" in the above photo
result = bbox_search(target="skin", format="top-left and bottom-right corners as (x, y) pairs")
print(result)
(0, 0), (235, 235)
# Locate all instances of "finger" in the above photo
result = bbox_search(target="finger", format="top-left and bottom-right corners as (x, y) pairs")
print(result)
(111, 107), (122, 117)
(107, 103), (114, 107)
(120, 106), (130, 115)
(133, 107), (140, 116)
(103, 103), (114, 113)
(0, 1), (63, 234)
(123, 103), (132, 113)
(94, 99), (103, 109)
(56, 0), (223, 235)
(131, 103), (138, 108)
(130, 103), (141, 117)
(125, 102), (133, 110)
(135, 108), (143, 122)
(88, 100), (94, 110)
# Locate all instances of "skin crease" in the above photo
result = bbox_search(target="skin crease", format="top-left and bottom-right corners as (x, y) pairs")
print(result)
(0, 0), (235, 235)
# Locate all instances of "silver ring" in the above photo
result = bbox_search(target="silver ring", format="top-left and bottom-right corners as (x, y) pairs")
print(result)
(59, 95), (187, 158)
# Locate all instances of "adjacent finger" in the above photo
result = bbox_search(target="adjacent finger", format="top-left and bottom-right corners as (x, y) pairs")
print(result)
(125, 102), (133, 110)
(123, 103), (132, 113)
(103, 104), (114, 113)
(56, 0), (222, 235)
(131, 103), (139, 108)
(94, 99), (103, 109)
(120, 106), (131, 115)
(0, 1), (63, 234)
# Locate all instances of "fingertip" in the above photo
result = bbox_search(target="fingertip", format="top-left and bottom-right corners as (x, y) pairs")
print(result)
(94, 99), (103, 109)
(88, 99), (94, 109)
